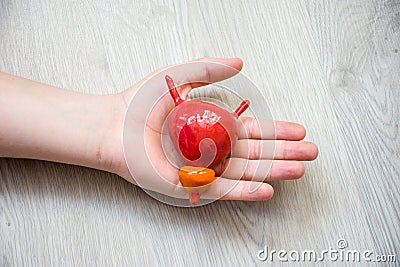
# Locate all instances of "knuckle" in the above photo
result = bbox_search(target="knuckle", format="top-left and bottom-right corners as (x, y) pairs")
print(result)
(201, 63), (212, 82)
(243, 161), (255, 180)
(250, 140), (261, 159)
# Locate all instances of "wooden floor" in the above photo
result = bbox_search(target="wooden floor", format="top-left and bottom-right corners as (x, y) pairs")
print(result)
(1, 0), (399, 266)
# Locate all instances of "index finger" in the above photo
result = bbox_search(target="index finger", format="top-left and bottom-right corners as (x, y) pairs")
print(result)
(238, 118), (307, 141)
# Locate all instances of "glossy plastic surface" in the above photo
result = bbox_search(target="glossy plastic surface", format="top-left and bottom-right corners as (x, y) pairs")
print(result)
(166, 75), (249, 168)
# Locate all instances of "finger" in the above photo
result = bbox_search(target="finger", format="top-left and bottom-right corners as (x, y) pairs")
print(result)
(183, 57), (243, 89)
(214, 158), (305, 181)
(124, 57), (243, 102)
(168, 57), (243, 98)
(238, 118), (307, 140)
(200, 178), (274, 201)
(232, 140), (319, 161)
(144, 159), (274, 201)
(144, 57), (242, 90)
(143, 177), (273, 202)
(165, 57), (244, 85)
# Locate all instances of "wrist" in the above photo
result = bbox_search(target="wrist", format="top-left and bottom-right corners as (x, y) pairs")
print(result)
(0, 72), (132, 180)
(88, 93), (128, 176)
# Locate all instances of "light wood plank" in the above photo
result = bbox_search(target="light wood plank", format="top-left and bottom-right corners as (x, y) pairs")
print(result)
(0, 0), (398, 266)
(306, 0), (400, 256)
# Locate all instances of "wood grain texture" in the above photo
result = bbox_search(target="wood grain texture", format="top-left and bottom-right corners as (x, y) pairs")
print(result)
(306, 0), (400, 257)
(0, 0), (398, 266)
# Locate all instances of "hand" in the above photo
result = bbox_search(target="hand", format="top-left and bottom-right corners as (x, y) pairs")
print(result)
(105, 58), (319, 202)
(0, 58), (318, 203)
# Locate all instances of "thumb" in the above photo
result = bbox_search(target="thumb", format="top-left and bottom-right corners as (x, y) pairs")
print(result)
(170, 57), (243, 99)
(122, 57), (243, 104)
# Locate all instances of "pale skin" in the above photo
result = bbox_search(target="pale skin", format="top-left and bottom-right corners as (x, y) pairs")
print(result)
(0, 57), (318, 201)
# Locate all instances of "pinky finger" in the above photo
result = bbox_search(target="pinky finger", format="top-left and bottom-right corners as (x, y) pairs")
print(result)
(201, 178), (274, 201)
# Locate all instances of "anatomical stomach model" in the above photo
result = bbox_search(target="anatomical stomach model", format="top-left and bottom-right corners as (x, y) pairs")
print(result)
(165, 75), (249, 205)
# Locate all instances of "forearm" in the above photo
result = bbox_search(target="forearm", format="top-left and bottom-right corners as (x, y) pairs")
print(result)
(0, 72), (123, 172)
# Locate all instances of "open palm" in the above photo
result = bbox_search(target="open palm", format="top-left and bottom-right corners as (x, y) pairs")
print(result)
(115, 58), (318, 202)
